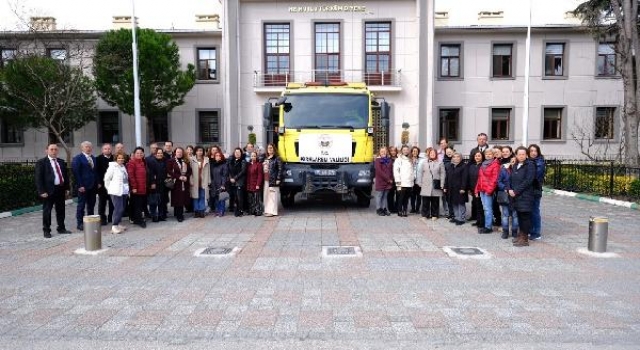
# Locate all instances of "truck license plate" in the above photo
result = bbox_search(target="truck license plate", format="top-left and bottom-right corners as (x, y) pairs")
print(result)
(314, 169), (336, 176)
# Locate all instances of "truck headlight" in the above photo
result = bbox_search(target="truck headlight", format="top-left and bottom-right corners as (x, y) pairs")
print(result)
(358, 170), (370, 177)
(285, 169), (292, 177)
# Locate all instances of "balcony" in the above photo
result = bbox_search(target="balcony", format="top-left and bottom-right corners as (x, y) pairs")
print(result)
(253, 69), (403, 93)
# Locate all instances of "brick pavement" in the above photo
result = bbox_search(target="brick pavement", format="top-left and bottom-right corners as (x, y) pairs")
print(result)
(0, 193), (639, 349)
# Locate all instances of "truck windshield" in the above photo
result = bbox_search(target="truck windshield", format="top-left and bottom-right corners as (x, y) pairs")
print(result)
(283, 93), (369, 129)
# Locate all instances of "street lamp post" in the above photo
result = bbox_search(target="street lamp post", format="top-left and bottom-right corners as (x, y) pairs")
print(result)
(131, 0), (142, 147)
(522, 0), (532, 147)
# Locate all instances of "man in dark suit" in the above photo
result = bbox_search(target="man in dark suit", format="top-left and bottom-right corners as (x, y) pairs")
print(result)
(72, 141), (98, 231)
(96, 143), (114, 226)
(35, 143), (71, 238)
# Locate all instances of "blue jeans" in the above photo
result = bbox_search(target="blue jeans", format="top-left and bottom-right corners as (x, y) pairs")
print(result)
(480, 192), (494, 230)
(110, 194), (127, 226)
(500, 204), (519, 234)
(531, 196), (542, 237)
(193, 188), (206, 212)
(375, 190), (389, 210)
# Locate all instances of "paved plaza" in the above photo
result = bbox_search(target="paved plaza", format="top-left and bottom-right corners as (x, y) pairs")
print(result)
(0, 194), (639, 349)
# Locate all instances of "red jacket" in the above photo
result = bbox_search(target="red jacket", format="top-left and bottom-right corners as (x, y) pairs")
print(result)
(127, 157), (147, 195)
(475, 159), (500, 195)
(246, 161), (264, 192)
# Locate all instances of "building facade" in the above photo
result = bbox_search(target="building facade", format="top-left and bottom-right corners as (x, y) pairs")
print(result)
(0, 0), (626, 159)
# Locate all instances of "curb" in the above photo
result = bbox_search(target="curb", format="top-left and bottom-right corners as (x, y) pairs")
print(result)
(543, 187), (639, 211)
(0, 199), (76, 219)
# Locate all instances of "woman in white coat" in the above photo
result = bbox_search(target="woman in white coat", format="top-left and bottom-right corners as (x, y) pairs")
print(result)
(103, 152), (129, 234)
(393, 145), (414, 217)
(420, 147), (446, 220)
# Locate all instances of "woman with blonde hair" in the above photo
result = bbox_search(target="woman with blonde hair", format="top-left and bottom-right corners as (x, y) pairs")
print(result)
(420, 147), (446, 220)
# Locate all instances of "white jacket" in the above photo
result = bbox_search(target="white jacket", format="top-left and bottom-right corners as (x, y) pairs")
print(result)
(393, 155), (415, 188)
(104, 162), (129, 196)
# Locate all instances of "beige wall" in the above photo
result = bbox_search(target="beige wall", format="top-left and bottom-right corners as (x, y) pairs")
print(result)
(434, 29), (624, 157)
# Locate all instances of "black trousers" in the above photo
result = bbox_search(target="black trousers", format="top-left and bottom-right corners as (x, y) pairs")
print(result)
(387, 186), (397, 213)
(421, 196), (440, 218)
(397, 187), (411, 213)
(130, 194), (146, 224)
(42, 185), (66, 233)
(410, 184), (422, 212)
(516, 211), (532, 235)
(98, 187), (114, 222)
(229, 185), (245, 214)
(471, 195), (485, 227)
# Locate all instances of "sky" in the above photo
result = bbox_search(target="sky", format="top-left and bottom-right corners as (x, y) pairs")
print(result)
(0, 0), (222, 31)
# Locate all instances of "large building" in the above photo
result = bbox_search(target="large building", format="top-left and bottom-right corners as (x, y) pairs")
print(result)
(0, 0), (626, 159)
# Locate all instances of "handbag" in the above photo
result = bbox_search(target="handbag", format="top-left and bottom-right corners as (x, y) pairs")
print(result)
(497, 190), (510, 205)
(432, 179), (441, 190)
(164, 177), (175, 190)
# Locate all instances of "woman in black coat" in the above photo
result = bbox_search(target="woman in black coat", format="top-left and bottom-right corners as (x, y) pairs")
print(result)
(509, 146), (536, 247)
(467, 150), (484, 228)
(228, 148), (247, 217)
(443, 152), (468, 225)
(209, 151), (228, 216)
(146, 148), (168, 221)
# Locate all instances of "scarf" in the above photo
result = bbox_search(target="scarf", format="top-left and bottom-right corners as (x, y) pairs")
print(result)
(481, 159), (494, 169)
(379, 156), (390, 165)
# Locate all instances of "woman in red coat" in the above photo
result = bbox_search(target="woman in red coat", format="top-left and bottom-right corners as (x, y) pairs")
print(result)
(245, 151), (264, 216)
(167, 147), (192, 222)
(126, 147), (147, 228)
(474, 148), (500, 234)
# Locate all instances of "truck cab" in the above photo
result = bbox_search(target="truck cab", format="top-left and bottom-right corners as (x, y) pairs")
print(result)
(263, 82), (389, 207)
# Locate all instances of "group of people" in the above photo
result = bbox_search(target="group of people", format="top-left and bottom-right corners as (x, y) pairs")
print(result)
(374, 133), (546, 247)
(35, 140), (283, 237)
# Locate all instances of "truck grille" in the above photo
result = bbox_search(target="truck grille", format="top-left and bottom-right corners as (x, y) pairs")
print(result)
(310, 164), (339, 169)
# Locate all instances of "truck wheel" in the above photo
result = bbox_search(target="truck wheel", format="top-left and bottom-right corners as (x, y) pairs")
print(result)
(356, 189), (371, 208)
(281, 191), (295, 208)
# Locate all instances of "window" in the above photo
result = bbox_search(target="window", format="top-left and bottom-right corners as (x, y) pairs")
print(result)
(149, 112), (169, 143)
(439, 108), (460, 142)
(440, 44), (461, 78)
(364, 22), (392, 86)
(314, 22), (341, 82)
(199, 111), (220, 143)
(98, 111), (119, 144)
(491, 108), (511, 140)
(0, 118), (23, 144)
(197, 48), (217, 80)
(264, 23), (291, 86)
(545, 43), (565, 76)
(597, 43), (616, 76)
(1, 48), (16, 68)
(595, 107), (615, 139)
(47, 48), (67, 61)
(492, 44), (513, 78)
(543, 107), (563, 140)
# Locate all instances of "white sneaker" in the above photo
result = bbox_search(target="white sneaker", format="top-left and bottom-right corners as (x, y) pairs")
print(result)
(111, 226), (122, 234)
(118, 224), (127, 231)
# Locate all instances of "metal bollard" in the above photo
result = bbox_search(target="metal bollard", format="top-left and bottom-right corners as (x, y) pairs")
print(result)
(83, 215), (102, 251)
(588, 217), (608, 253)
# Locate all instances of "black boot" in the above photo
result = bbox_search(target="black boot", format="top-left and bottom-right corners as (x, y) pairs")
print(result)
(152, 216), (159, 223)
(501, 229), (509, 239)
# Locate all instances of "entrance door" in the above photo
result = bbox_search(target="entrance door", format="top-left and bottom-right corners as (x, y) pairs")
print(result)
(372, 105), (390, 151)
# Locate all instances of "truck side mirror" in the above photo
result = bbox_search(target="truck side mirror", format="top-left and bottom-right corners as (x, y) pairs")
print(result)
(380, 101), (390, 127)
(263, 102), (272, 127)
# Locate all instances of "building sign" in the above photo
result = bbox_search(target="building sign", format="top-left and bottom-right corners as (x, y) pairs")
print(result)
(288, 5), (367, 13)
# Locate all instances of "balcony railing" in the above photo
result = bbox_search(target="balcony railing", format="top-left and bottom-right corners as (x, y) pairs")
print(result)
(253, 69), (402, 88)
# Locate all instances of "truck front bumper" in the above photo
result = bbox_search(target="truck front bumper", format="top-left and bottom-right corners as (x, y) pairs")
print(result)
(281, 163), (372, 194)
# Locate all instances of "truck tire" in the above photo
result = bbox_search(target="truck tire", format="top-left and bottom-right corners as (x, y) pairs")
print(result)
(356, 187), (372, 208)
(281, 191), (295, 208)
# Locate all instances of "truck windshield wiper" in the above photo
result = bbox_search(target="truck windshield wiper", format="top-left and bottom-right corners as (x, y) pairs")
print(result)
(293, 125), (321, 129)
(320, 125), (355, 130)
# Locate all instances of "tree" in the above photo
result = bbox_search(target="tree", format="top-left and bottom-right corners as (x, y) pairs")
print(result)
(575, 0), (640, 165)
(93, 28), (196, 143)
(0, 55), (97, 164)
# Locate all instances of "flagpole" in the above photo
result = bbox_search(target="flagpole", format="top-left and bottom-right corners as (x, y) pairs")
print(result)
(131, 0), (142, 147)
(522, 0), (532, 147)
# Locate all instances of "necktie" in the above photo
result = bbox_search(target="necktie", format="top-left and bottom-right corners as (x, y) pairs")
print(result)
(53, 159), (64, 185)
(87, 156), (94, 169)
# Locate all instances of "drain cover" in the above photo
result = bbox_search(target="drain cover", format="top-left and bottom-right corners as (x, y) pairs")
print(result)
(323, 246), (362, 257)
(442, 246), (491, 259)
(451, 247), (484, 255)
(194, 246), (238, 257)
(202, 247), (233, 255)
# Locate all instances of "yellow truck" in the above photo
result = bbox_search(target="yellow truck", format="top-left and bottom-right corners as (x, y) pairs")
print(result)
(263, 82), (390, 207)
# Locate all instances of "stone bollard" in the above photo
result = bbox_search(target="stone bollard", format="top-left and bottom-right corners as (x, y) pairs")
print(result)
(588, 217), (608, 253)
(83, 215), (102, 251)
